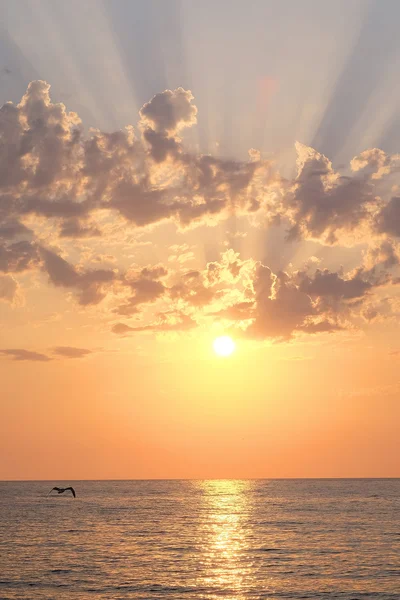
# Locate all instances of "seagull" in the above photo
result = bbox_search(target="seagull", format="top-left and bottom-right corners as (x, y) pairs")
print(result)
(48, 486), (76, 498)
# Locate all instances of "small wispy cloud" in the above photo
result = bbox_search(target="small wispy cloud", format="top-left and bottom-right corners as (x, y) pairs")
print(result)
(0, 349), (52, 362)
(0, 346), (94, 361)
(52, 346), (92, 359)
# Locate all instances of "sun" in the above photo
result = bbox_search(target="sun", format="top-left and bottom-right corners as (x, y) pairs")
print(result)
(213, 336), (236, 357)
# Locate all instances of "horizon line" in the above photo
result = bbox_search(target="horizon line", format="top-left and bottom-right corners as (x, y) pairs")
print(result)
(1, 476), (399, 482)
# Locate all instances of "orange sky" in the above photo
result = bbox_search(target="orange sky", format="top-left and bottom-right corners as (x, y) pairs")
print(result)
(1, 2), (400, 480)
(1, 326), (399, 479)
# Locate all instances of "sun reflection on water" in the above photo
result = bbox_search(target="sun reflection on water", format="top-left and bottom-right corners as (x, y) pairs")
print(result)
(196, 480), (253, 599)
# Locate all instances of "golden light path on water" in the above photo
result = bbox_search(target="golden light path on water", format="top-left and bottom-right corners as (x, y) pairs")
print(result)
(196, 480), (253, 599)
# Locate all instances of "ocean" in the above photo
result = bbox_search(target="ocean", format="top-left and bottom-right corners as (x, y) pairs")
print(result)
(0, 479), (399, 599)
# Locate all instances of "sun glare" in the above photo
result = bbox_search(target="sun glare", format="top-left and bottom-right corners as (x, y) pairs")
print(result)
(213, 336), (236, 357)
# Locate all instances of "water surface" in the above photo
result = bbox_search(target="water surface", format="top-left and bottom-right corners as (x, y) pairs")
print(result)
(1, 479), (399, 599)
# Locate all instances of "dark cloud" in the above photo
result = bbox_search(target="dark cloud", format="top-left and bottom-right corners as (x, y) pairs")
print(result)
(364, 240), (399, 269)
(116, 265), (168, 316)
(361, 305), (379, 322)
(40, 247), (115, 305)
(296, 266), (389, 323)
(175, 154), (264, 228)
(112, 311), (196, 335)
(40, 247), (78, 287)
(239, 261), (389, 340)
(139, 88), (197, 134)
(0, 348), (51, 361)
(0, 219), (32, 240)
(142, 128), (180, 163)
(297, 268), (372, 301)
(298, 320), (343, 334)
(59, 218), (101, 239)
(52, 346), (92, 358)
(375, 196), (400, 238)
(139, 88), (196, 164)
(170, 270), (215, 307)
(211, 301), (254, 321)
(0, 274), (19, 303)
(19, 196), (90, 219)
(245, 266), (315, 340)
(140, 266), (168, 279)
(109, 179), (177, 227)
(0, 346), (93, 360)
(0, 81), (82, 195)
(0, 241), (39, 273)
(286, 143), (377, 244)
(111, 323), (134, 335)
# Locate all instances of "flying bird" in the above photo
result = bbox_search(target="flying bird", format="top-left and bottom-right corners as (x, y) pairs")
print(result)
(48, 486), (76, 498)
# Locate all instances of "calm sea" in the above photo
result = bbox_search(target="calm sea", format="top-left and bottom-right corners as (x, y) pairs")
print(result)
(0, 480), (399, 599)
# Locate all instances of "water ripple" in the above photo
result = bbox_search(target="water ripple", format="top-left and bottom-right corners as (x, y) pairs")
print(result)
(0, 479), (399, 599)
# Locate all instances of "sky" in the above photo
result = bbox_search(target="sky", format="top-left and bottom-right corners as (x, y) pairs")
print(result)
(0, 0), (400, 480)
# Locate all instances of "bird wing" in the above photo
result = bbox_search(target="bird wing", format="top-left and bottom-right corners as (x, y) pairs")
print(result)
(48, 487), (61, 495)
(65, 487), (76, 498)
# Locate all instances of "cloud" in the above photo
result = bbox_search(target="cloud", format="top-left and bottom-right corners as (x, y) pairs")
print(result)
(166, 251), (247, 311)
(109, 180), (175, 227)
(0, 219), (32, 240)
(52, 346), (92, 358)
(298, 320), (343, 334)
(115, 264), (168, 316)
(170, 270), (215, 307)
(363, 240), (400, 269)
(0, 241), (39, 273)
(40, 247), (115, 305)
(168, 243), (195, 264)
(211, 301), (254, 321)
(245, 261), (390, 339)
(350, 148), (394, 180)
(140, 88), (197, 134)
(1, 81), (400, 345)
(0, 348), (51, 361)
(208, 256), (389, 341)
(375, 196), (400, 237)
(245, 266), (315, 340)
(59, 218), (101, 239)
(1, 80), (399, 251)
(286, 143), (377, 244)
(0, 346), (93, 361)
(0, 81), (276, 241)
(112, 311), (196, 335)
(109, 246), (397, 343)
(297, 268), (372, 300)
(111, 323), (134, 335)
(0, 274), (20, 304)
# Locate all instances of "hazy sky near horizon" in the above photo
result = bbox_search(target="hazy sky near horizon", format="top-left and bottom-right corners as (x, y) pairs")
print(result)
(1, 0), (400, 479)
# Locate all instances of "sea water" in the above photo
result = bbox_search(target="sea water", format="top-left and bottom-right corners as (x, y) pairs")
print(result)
(0, 479), (399, 599)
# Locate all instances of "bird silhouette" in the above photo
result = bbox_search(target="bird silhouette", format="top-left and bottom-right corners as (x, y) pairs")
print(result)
(48, 486), (76, 498)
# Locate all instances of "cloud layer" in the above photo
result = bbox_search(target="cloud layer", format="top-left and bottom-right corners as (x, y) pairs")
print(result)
(1, 81), (400, 353)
